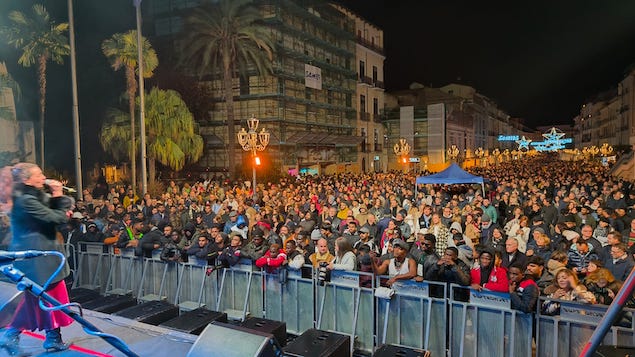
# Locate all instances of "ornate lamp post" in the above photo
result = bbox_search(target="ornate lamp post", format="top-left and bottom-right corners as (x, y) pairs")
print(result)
(447, 145), (459, 162)
(492, 148), (501, 164)
(394, 138), (411, 169)
(237, 115), (270, 198)
(600, 143), (614, 157)
(475, 147), (484, 167)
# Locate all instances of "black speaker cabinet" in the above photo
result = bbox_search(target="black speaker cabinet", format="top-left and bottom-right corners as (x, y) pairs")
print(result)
(595, 345), (635, 357)
(160, 308), (227, 335)
(283, 328), (350, 357)
(187, 321), (281, 357)
(70, 288), (102, 304)
(114, 300), (179, 326)
(240, 317), (287, 347)
(374, 344), (431, 357)
(0, 281), (23, 328)
(82, 294), (138, 314)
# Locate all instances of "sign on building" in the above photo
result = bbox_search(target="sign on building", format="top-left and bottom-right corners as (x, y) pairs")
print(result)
(305, 64), (322, 90)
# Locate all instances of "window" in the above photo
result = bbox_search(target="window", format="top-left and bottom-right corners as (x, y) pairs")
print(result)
(359, 60), (365, 77)
(372, 66), (378, 83)
(373, 98), (378, 115)
(360, 95), (366, 112)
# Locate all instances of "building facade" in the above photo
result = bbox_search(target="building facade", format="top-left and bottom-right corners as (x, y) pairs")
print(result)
(573, 67), (635, 151)
(334, 5), (387, 173)
(148, 0), (367, 176)
(383, 83), (533, 171)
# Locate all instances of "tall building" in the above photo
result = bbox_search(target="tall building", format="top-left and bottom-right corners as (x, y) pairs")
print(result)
(334, 5), (386, 173)
(383, 83), (532, 170)
(0, 62), (35, 164)
(147, 0), (365, 176)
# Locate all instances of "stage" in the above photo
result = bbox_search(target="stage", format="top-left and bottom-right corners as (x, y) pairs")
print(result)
(0, 309), (197, 356)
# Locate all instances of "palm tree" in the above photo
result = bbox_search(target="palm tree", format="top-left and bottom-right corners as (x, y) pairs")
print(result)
(1, 4), (69, 168)
(179, 0), (275, 177)
(102, 30), (158, 193)
(100, 88), (203, 185)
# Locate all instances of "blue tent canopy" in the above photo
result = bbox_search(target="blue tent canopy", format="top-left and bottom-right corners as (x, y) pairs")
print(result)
(416, 163), (485, 194)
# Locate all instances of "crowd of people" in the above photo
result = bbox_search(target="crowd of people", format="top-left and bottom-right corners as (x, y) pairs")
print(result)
(2, 153), (635, 319)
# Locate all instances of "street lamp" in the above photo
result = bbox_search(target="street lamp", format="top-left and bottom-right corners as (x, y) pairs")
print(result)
(447, 145), (459, 162)
(394, 138), (411, 167)
(492, 148), (501, 164)
(475, 147), (484, 167)
(600, 143), (614, 157)
(237, 115), (270, 198)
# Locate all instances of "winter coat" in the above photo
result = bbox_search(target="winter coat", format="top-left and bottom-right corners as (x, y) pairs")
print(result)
(10, 184), (72, 286)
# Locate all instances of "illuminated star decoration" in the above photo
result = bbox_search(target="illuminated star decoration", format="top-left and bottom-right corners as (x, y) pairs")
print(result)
(542, 127), (565, 142)
(515, 136), (532, 151)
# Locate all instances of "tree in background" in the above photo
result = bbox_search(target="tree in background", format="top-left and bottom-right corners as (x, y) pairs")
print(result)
(102, 30), (158, 193)
(1, 4), (69, 168)
(178, 0), (275, 177)
(99, 87), (203, 185)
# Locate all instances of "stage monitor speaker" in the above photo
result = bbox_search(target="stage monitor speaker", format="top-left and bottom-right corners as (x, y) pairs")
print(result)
(374, 344), (431, 357)
(114, 300), (179, 326)
(595, 345), (635, 357)
(0, 281), (23, 327)
(240, 317), (287, 347)
(160, 308), (227, 335)
(187, 322), (281, 357)
(283, 328), (350, 357)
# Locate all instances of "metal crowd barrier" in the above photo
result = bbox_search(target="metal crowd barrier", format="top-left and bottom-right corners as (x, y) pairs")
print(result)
(316, 269), (375, 355)
(77, 246), (635, 356)
(216, 258), (263, 321)
(262, 265), (314, 335)
(137, 250), (175, 303)
(105, 247), (143, 296)
(73, 242), (111, 293)
(536, 296), (635, 357)
(175, 261), (215, 312)
(449, 284), (533, 357)
(375, 277), (447, 357)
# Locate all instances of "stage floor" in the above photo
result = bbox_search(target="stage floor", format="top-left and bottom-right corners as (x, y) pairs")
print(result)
(0, 310), (198, 356)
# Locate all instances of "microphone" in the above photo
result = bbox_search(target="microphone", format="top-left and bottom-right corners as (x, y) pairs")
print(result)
(44, 179), (77, 193)
(0, 250), (48, 264)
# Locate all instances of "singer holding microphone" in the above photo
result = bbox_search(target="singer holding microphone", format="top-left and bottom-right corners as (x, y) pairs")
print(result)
(0, 163), (74, 355)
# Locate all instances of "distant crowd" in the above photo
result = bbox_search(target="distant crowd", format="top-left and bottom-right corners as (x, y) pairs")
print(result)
(2, 153), (635, 313)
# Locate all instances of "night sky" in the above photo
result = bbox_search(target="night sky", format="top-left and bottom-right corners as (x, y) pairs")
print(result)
(2, 0), (635, 172)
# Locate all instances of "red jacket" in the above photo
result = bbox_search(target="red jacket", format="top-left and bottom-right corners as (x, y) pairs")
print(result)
(256, 249), (287, 272)
(470, 266), (509, 292)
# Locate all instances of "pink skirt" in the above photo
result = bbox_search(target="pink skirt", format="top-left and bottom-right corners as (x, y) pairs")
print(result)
(9, 280), (74, 331)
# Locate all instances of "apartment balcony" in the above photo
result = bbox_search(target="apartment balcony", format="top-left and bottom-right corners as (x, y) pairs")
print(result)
(374, 144), (382, 152)
(373, 114), (382, 123)
(359, 75), (373, 86)
(360, 112), (371, 122)
(374, 80), (385, 89)
(356, 35), (385, 55)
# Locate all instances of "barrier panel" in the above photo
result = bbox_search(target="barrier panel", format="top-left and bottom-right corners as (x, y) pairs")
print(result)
(175, 261), (216, 311)
(263, 266), (315, 335)
(216, 259), (263, 321)
(315, 269), (375, 355)
(74, 242), (111, 293)
(375, 278), (447, 357)
(449, 284), (533, 357)
(105, 247), (143, 296)
(536, 297), (635, 357)
(137, 251), (176, 303)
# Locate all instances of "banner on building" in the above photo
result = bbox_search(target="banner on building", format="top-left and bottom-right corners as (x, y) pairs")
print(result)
(305, 64), (322, 90)
(427, 103), (445, 164)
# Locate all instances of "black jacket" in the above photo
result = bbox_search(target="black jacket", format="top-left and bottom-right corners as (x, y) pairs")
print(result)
(10, 184), (71, 286)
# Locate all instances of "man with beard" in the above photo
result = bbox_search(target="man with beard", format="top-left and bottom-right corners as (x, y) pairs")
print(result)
(413, 233), (440, 281)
